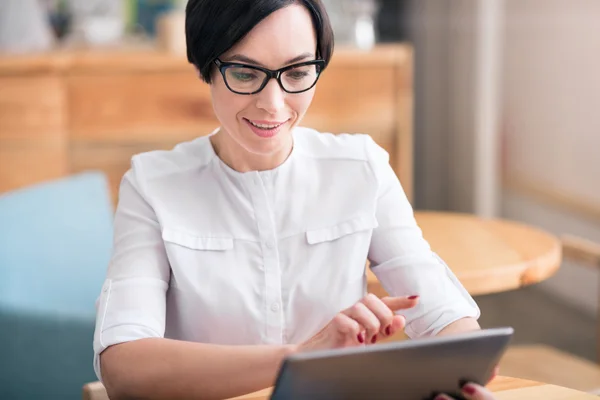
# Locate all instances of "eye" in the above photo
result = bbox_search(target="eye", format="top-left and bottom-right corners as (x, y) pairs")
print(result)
(230, 70), (258, 82)
(285, 70), (310, 81)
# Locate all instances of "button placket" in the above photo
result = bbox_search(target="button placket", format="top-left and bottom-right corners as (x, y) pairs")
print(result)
(246, 172), (284, 344)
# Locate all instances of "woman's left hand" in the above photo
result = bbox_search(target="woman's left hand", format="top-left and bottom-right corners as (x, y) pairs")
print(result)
(488, 366), (499, 383)
(434, 383), (496, 400)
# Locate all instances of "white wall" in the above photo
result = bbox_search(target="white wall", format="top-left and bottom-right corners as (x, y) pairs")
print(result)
(408, 0), (600, 315)
(501, 0), (600, 316)
(409, 0), (503, 214)
(409, 0), (454, 210)
(502, 192), (600, 316)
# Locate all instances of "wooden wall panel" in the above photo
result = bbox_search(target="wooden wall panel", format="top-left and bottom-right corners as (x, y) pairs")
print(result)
(395, 47), (414, 195)
(67, 72), (218, 142)
(0, 75), (67, 193)
(305, 66), (396, 151)
(69, 141), (179, 204)
(0, 45), (413, 202)
(0, 141), (68, 192)
(0, 76), (65, 141)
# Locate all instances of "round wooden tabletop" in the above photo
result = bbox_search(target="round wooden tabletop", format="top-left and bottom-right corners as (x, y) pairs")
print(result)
(229, 376), (597, 399)
(367, 211), (562, 296)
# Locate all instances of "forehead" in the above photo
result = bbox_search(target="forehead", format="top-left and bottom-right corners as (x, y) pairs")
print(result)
(223, 4), (317, 68)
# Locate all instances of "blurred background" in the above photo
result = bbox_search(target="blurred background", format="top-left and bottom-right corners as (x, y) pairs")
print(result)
(1, 0), (599, 398)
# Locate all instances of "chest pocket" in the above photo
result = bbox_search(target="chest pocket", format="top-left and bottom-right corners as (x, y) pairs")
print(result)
(162, 228), (235, 289)
(305, 213), (378, 281)
(306, 213), (379, 244)
(162, 228), (234, 251)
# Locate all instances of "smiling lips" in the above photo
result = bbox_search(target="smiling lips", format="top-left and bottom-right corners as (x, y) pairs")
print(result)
(244, 118), (289, 138)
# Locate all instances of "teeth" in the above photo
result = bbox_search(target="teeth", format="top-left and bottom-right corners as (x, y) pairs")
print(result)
(249, 121), (280, 129)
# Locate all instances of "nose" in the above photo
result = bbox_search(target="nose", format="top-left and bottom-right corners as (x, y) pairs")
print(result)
(255, 78), (285, 114)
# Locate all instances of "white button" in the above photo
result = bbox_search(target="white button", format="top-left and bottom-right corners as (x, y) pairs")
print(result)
(271, 302), (280, 312)
(103, 286), (108, 293)
(266, 241), (274, 249)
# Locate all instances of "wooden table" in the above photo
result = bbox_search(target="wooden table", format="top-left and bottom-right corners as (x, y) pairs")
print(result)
(367, 211), (562, 297)
(228, 376), (597, 399)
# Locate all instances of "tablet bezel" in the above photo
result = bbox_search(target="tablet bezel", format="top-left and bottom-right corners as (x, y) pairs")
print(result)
(270, 327), (514, 400)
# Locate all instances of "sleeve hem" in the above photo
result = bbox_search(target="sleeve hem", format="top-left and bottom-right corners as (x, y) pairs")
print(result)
(93, 324), (164, 382)
(405, 306), (481, 339)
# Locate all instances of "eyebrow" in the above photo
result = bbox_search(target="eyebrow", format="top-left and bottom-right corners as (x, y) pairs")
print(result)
(226, 52), (315, 67)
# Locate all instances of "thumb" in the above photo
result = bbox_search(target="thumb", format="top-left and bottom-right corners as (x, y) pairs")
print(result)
(380, 295), (419, 311)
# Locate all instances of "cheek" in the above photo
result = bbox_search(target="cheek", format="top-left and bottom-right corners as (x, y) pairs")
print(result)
(290, 91), (316, 118)
(211, 83), (248, 125)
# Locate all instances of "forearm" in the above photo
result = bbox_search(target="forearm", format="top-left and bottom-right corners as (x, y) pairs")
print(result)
(101, 338), (296, 400)
(437, 317), (481, 336)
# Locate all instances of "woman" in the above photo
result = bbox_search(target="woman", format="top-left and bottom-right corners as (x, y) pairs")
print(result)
(93, 1), (483, 399)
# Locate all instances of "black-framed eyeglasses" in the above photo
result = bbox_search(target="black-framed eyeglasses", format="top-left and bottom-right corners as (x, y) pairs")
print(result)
(214, 58), (326, 95)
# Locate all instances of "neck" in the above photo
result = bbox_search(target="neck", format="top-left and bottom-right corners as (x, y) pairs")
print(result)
(210, 130), (293, 173)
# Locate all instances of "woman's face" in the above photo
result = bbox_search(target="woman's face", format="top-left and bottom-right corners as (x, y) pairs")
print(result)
(210, 4), (318, 164)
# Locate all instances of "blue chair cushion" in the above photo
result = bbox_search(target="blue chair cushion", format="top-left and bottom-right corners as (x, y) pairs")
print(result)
(0, 172), (114, 399)
(0, 172), (114, 319)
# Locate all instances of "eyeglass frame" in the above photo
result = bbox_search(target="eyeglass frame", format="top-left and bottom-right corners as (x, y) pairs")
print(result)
(213, 58), (326, 95)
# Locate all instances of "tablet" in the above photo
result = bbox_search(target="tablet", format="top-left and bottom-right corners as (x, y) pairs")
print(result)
(270, 327), (514, 400)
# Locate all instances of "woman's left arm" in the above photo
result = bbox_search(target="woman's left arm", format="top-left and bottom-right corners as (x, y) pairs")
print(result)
(364, 137), (481, 338)
(437, 317), (481, 336)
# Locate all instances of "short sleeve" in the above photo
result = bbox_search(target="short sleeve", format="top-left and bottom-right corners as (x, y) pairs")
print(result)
(364, 136), (480, 338)
(93, 158), (170, 381)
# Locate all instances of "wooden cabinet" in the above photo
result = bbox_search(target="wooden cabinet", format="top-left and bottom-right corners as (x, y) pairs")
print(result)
(0, 75), (68, 192)
(0, 45), (413, 203)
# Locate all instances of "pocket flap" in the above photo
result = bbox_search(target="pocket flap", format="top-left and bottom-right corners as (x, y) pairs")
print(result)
(162, 228), (233, 251)
(306, 214), (378, 245)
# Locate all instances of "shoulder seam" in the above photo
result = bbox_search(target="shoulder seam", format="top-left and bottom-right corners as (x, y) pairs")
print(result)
(363, 135), (382, 195)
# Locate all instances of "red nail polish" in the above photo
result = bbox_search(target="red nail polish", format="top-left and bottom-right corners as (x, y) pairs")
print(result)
(385, 326), (391, 336)
(408, 295), (419, 300)
(462, 384), (476, 395)
(371, 335), (377, 344)
(357, 333), (364, 343)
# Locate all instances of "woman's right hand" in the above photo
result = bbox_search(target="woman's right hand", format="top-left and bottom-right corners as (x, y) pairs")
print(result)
(296, 293), (419, 352)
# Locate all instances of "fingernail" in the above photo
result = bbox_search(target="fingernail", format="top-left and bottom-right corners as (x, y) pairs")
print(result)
(385, 326), (391, 336)
(357, 333), (364, 343)
(408, 295), (419, 300)
(371, 334), (377, 344)
(462, 384), (476, 395)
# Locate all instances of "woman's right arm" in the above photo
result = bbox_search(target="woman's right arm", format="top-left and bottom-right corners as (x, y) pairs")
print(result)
(102, 293), (418, 400)
(97, 165), (296, 399)
(101, 338), (295, 400)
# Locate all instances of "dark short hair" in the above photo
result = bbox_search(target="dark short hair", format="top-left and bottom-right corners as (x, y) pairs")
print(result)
(186, 0), (334, 83)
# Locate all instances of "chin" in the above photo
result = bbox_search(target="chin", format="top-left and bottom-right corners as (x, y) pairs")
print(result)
(247, 134), (289, 156)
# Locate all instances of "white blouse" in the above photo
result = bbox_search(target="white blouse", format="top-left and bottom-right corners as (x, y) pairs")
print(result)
(93, 127), (480, 380)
